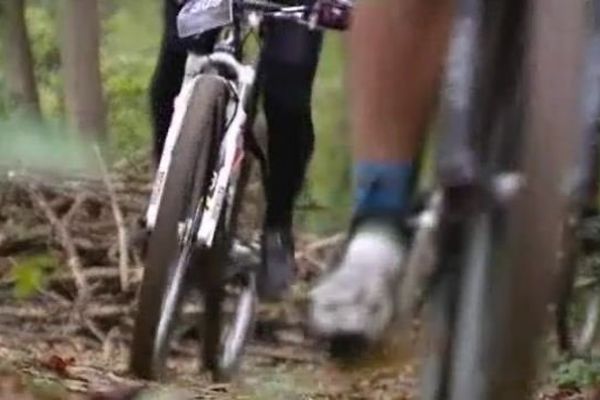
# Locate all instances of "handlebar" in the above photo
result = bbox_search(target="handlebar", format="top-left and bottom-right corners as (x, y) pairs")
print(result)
(238, 0), (312, 28)
(177, 0), (350, 40)
(238, 0), (351, 30)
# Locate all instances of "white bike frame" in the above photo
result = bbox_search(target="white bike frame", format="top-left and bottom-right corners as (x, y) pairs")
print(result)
(145, 51), (256, 248)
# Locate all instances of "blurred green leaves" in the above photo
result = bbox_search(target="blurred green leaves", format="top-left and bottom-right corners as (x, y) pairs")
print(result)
(100, 0), (160, 157)
(1, 0), (351, 235)
(9, 253), (57, 299)
(552, 356), (600, 389)
(0, 116), (100, 180)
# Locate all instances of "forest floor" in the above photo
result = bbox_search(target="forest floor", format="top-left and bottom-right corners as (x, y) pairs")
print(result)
(0, 155), (594, 400)
(0, 294), (420, 400)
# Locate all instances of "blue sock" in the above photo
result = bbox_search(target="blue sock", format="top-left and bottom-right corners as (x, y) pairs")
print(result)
(354, 161), (415, 217)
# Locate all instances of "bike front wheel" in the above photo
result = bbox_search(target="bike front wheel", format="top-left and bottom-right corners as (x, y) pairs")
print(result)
(130, 75), (229, 380)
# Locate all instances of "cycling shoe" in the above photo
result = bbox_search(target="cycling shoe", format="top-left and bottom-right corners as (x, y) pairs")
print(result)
(309, 223), (405, 355)
(258, 227), (296, 301)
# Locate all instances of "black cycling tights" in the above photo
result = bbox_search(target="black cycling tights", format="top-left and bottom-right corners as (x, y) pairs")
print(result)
(151, 0), (323, 229)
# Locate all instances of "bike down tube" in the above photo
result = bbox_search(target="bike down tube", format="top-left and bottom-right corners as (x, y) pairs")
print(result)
(196, 54), (256, 247)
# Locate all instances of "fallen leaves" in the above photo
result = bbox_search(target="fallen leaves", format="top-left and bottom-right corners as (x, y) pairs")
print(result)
(41, 356), (76, 378)
(87, 387), (142, 400)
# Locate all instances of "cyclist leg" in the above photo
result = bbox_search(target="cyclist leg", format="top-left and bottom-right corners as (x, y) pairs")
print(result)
(258, 20), (323, 301)
(310, 0), (455, 346)
(150, 0), (218, 166)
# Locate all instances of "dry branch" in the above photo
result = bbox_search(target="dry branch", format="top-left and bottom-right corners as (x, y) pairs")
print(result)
(246, 344), (320, 363)
(302, 232), (344, 255)
(63, 193), (87, 225)
(0, 151), (349, 370)
(49, 266), (143, 285)
(0, 227), (50, 256)
(0, 303), (126, 321)
(94, 146), (130, 293)
(28, 187), (89, 297)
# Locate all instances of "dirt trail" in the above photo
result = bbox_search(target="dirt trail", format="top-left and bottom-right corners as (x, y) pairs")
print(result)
(0, 326), (419, 400)
(0, 158), (589, 400)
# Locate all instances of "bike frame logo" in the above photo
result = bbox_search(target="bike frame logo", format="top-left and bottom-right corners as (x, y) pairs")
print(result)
(187, 0), (223, 12)
(149, 171), (166, 207)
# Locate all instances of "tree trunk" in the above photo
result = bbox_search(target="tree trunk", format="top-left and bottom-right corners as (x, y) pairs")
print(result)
(1, 0), (40, 115)
(60, 0), (106, 139)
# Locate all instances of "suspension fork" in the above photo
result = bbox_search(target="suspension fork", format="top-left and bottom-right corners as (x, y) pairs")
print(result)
(196, 58), (257, 246)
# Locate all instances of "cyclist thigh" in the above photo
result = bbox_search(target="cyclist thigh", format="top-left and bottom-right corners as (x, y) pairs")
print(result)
(260, 19), (323, 131)
(260, 20), (323, 225)
(262, 19), (323, 68)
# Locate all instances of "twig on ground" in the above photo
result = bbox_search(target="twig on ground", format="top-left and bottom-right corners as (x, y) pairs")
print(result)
(83, 317), (106, 343)
(0, 305), (66, 319)
(28, 186), (89, 298)
(0, 227), (50, 256)
(0, 326), (82, 344)
(246, 344), (320, 363)
(0, 300), (201, 322)
(298, 253), (327, 273)
(302, 232), (344, 255)
(62, 193), (87, 225)
(49, 266), (143, 286)
(40, 289), (72, 307)
(95, 146), (130, 293)
(101, 327), (120, 364)
(132, 251), (144, 272)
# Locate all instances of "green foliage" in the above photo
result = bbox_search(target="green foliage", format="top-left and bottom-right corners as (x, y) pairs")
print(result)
(16, 0), (158, 158)
(0, 8), (6, 116)
(102, 53), (154, 157)
(100, 0), (160, 157)
(551, 357), (600, 389)
(25, 377), (70, 400)
(0, 76), (8, 118)
(0, 116), (101, 179)
(3, 0), (350, 233)
(297, 34), (351, 234)
(9, 254), (57, 299)
(26, 3), (63, 117)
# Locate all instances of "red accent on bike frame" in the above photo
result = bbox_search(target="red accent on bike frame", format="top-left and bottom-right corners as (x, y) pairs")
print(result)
(232, 149), (245, 173)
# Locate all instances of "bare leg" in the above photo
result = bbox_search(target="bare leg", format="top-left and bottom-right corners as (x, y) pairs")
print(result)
(310, 0), (455, 353)
(350, 0), (454, 162)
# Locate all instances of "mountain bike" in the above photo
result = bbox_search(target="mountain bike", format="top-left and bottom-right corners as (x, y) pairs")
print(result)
(554, 0), (600, 358)
(395, 0), (589, 398)
(129, 0), (350, 382)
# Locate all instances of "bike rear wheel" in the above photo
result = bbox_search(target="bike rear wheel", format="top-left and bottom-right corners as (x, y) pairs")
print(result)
(130, 75), (229, 380)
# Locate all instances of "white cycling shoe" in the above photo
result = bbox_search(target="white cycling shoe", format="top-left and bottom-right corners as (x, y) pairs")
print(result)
(309, 223), (405, 346)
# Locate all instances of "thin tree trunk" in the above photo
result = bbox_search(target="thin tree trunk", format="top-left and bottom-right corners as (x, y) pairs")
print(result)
(1, 0), (40, 115)
(60, 0), (106, 139)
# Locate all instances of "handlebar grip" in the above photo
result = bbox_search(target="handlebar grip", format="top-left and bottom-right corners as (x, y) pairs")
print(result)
(313, 0), (352, 30)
